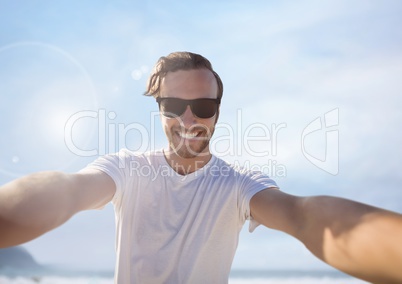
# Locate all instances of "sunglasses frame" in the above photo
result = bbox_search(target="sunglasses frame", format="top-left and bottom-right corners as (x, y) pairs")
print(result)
(156, 97), (221, 119)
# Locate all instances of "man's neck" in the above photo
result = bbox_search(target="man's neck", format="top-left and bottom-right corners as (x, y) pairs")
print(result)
(163, 149), (212, 175)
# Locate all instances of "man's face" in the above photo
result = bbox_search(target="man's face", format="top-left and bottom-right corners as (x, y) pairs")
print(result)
(159, 69), (219, 159)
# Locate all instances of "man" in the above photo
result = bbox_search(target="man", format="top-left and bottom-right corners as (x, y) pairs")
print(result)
(0, 52), (401, 283)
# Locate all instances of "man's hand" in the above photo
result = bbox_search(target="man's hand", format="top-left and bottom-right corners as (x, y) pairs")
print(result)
(250, 189), (402, 284)
(0, 170), (115, 248)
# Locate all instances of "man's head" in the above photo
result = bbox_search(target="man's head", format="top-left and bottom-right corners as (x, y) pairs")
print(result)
(144, 51), (223, 100)
(145, 52), (223, 160)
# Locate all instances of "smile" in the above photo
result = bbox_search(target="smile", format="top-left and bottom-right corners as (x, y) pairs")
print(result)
(178, 131), (201, 139)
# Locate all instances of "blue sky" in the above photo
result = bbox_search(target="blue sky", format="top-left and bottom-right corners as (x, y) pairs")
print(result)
(1, 0), (402, 272)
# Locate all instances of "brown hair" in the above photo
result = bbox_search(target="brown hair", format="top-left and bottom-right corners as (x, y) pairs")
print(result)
(144, 51), (223, 99)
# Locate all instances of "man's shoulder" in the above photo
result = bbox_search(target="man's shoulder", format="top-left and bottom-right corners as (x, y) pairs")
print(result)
(97, 149), (165, 169)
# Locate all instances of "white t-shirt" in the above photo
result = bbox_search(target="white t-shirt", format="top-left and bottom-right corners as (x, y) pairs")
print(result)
(85, 149), (278, 284)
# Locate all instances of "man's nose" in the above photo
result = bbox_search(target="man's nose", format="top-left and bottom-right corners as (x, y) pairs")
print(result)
(180, 105), (196, 127)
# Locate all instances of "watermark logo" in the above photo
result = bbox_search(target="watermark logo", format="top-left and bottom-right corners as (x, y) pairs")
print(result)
(62, 108), (340, 177)
(301, 108), (339, 175)
(63, 109), (288, 159)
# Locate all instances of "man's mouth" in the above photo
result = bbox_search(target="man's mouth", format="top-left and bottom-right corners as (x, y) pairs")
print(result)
(178, 131), (201, 139)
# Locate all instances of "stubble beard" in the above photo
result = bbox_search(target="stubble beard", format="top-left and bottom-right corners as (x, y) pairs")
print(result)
(167, 125), (214, 159)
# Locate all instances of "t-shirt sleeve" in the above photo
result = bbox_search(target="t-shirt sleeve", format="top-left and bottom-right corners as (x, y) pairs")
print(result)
(238, 170), (279, 233)
(80, 149), (131, 206)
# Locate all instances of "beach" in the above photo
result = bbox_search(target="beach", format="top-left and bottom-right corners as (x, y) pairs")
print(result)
(0, 276), (368, 284)
(0, 270), (369, 284)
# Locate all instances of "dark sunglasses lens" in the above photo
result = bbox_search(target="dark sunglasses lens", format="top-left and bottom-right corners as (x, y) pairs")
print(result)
(191, 100), (218, 119)
(160, 99), (186, 118)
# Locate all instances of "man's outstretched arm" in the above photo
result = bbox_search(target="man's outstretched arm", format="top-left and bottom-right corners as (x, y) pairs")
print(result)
(250, 189), (402, 284)
(0, 170), (115, 248)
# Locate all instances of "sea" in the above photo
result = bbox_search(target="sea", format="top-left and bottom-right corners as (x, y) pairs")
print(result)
(0, 268), (369, 284)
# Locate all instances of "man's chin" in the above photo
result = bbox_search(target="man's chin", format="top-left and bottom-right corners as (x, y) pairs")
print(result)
(175, 149), (206, 159)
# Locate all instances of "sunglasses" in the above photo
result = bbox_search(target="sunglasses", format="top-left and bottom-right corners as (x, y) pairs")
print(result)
(156, 97), (221, 119)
